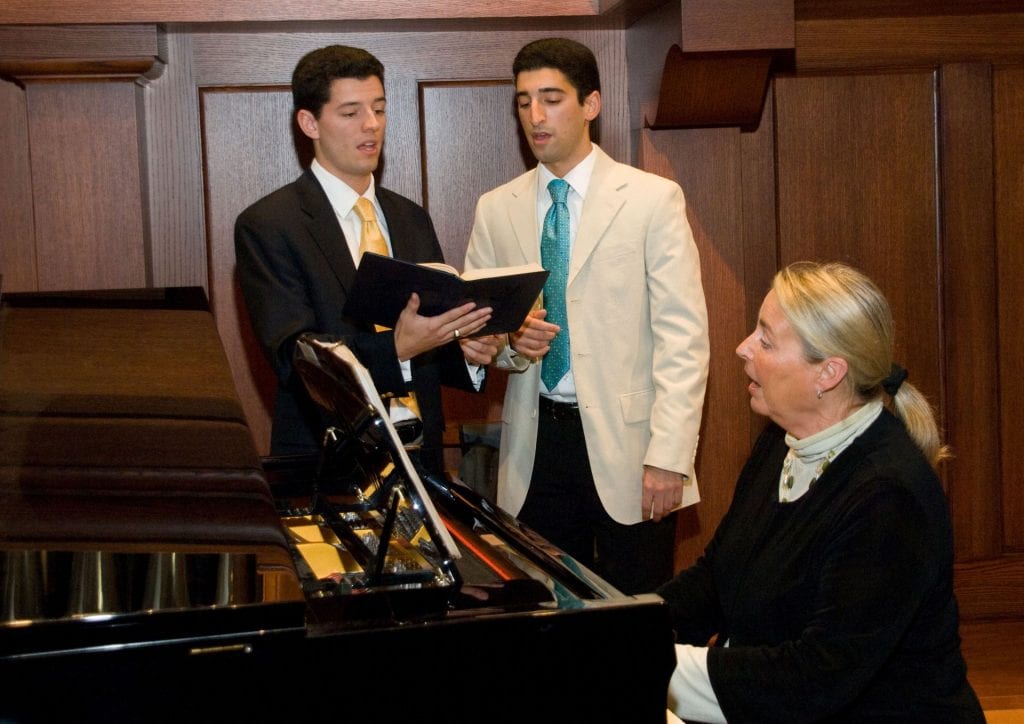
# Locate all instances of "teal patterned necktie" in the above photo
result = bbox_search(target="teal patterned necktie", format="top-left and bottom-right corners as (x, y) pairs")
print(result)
(540, 178), (571, 390)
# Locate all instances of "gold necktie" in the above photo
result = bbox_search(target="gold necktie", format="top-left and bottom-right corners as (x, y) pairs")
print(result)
(354, 197), (388, 259)
(351, 196), (421, 423)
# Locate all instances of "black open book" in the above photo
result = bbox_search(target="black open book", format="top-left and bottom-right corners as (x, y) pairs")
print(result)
(342, 252), (549, 337)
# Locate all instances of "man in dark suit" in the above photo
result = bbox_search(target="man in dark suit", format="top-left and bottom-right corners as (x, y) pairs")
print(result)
(235, 45), (496, 472)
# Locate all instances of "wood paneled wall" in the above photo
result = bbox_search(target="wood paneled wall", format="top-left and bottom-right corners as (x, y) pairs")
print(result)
(0, 80), (34, 290)
(30, 81), (148, 290)
(1, 3), (1022, 621)
(774, 71), (943, 439)
(996, 67), (1024, 554)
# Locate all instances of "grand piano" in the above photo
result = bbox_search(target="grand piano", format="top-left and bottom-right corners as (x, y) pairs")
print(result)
(0, 289), (675, 723)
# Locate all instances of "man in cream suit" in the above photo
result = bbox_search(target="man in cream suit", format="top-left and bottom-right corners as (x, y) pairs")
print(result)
(462, 38), (710, 594)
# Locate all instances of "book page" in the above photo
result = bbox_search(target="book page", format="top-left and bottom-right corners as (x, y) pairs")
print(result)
(418, 261), (460, 276)
(460, 262), (545, 281)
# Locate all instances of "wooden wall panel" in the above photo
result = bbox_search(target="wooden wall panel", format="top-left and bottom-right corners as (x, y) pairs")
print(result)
(639, 126), (754, 567)
(773, 72), (943, 430)
(739, 89), (781, 432)
(142, 31), (207, 290)
(938, 63), (1002, 562)
(995, 66), (1024, 552)
(0, 80), (36, 291)
(420, 81), (525, 268)
(635, 89), (777, 567)
(201, 88), (303, 455)
(27, 81), (146, 291)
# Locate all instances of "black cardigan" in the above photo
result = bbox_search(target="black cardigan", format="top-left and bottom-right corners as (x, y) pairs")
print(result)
(657, 410), (983, 722)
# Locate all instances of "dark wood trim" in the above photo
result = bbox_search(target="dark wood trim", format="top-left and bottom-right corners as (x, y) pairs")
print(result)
(796, 0), (1024, 21)
(955, 557), (1024, 621)
(0, 25), (158, 61)
(939, 63), (1003, 561)
(995, 66), (1024, 552)
(0, 58), (155, 83)
(795, 12), (1024, 72)
(0, 0), (655, 25)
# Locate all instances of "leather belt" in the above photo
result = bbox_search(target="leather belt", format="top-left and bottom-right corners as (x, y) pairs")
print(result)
(539, 396), (580, 421)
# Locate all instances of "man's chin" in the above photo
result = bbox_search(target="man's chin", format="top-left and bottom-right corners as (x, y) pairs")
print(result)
(529, 144), (554, 164)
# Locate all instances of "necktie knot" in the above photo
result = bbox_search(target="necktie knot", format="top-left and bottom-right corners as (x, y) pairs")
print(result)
(353, 196), (376, 223)
(548, 178), (570, 204)
(353, 197), (388, 259)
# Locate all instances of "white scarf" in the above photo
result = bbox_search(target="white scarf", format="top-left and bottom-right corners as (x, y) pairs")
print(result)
(779, 399), (883, 502)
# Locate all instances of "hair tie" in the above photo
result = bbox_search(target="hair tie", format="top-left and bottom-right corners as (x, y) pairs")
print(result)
(882, 363), (908, 397)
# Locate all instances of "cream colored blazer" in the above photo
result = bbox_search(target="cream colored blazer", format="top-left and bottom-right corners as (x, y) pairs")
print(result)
(464, 147), (710, 525)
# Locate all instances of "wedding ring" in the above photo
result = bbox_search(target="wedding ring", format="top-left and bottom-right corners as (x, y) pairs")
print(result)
(453, 328), (461, 340)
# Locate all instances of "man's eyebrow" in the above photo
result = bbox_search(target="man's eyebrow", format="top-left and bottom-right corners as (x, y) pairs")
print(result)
(336, 97), (386, 108)
(515, 87), (567, 97)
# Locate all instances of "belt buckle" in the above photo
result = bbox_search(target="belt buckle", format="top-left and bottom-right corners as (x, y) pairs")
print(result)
(542, 397), (578, 421)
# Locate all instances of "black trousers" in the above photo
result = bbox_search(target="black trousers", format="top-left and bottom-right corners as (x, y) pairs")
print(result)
(517, 400), (677, 595)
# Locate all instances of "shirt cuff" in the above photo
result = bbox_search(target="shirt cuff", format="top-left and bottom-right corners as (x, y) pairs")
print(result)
(667, 644), (726, 724)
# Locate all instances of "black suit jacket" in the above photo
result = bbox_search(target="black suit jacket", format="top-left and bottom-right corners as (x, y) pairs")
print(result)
(235, 168), (474, 470)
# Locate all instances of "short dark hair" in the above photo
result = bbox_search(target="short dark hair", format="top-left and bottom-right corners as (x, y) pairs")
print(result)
(512, 37), (601, 104)
(292, 45), (385, 117)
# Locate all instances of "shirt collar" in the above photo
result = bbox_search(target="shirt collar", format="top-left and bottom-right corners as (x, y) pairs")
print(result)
(310, 159), (378, 217)
(537, 143), (598, 201)
(785, 398), (884, 462)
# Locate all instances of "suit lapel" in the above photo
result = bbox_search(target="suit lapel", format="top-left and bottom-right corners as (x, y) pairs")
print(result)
(507, 170), (542, 264)
(297, 170), (358, 292)
(571, 148), (624, 285)
(376, 188), (417, 261)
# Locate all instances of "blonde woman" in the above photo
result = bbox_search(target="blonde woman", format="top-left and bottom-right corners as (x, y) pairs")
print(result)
(660, 262), (982, 722)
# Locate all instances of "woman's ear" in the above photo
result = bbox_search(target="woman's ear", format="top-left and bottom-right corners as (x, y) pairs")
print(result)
(818, 357), (849, 392)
